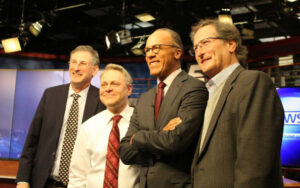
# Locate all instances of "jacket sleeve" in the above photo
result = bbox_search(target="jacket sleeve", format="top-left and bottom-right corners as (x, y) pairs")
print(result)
(131, 83), (208, 155)
(120, 81), (208, 166)
(119, 102), (155, 166)
(234, 72), (284, 187)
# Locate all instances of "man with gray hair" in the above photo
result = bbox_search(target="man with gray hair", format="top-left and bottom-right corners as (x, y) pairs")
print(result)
(16, 45), (105, 188)
(190, 18), (284, 188)
(69, 64), (140, 188)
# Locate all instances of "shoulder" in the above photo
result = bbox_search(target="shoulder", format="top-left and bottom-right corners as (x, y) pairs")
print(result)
(178, 70), (206, 87)
(138, 85), (156, 99)
(88, 84), (99, 92)
(81, 110), (106, 129)
(44, 83), (69, 93)
(237, 69), (273, 85)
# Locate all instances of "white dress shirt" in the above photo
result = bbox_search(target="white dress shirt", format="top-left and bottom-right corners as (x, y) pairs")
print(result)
(51, 85), (90, 179)
(68, 105), (140, 188)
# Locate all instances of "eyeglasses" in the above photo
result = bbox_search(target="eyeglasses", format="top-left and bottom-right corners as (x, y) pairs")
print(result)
(144, 44), (179, 57)
(189, 37), (225, 56)
(69, 61), (91, 68)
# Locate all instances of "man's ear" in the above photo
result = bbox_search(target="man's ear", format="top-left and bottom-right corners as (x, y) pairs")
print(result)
(174, 48), (183, 60)
(227, 40), (237, 53)
(92, 65), (99, 76)
(127, 84), (133, 96)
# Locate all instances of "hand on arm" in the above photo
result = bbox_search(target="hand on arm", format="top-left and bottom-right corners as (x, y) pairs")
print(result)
(163, 117), (182, 131)
(132, 83), (208, 155)
(17, 182), (30, 188)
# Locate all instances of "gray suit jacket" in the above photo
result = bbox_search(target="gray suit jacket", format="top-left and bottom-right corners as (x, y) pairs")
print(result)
(120, 71), (208, 188)
(191, 65), (284, 188)
(16, 84), (105, 188)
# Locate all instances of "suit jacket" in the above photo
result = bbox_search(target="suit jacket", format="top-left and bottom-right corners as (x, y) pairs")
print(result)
(16, 83), (105, 188)
(120, 71), (208, 188)
(191, 65), (284, 188)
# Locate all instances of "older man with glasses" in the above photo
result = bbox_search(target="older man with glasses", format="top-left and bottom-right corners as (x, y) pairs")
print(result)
(120, 28), (208, 188)
(190, 18), (284, 188)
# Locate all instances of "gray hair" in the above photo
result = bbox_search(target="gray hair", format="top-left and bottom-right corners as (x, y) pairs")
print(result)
(100, 63), (133, 85)
(190, 18), (248, 67)
(70, 45), (100, 66)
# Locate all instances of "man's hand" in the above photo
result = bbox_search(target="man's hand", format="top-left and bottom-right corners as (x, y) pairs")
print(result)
(130, 134), (135, 145)
(17, 183), (30, 188)
(163, 117), (182, 131)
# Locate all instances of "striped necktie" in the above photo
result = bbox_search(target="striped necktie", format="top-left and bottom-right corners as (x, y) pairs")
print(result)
(103, 115), (122, 188)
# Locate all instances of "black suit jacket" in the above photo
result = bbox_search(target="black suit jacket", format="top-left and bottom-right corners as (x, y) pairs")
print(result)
(120, 71), (208, 188)
(16, 84), (105, 188)
(191, 65), (284, 188)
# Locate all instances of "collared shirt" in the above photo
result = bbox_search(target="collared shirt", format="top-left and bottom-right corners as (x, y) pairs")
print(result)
(68, 106), (140, 188)
(206, 63), (239, 98)
(51, 85), (90, 179)
(199, 63), (239, 152)
(157, 68), (182, 96)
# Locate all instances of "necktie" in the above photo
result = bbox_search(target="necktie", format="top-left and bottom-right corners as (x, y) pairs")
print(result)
(59, 93), (80, 186)
(103, 115), (122, 188)
(155, 82), (166, 120)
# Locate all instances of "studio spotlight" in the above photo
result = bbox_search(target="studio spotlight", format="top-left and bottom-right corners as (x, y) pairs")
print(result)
(131, 37), (146, 56)
(29, 20), (45, 37)
(1, 37), (22, 53)
(105, 30), (132, 49)
(105, 30), (121, 49)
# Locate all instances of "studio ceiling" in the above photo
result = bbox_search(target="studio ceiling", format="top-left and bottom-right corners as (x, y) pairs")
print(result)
(0, 0), (299, 57)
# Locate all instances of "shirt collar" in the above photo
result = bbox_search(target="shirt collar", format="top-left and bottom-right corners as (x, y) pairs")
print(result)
(103, 105), (132, 125)
(157, 68), (182, 87)
(206, 63), (239, 90)
(68, 84), (90, 99)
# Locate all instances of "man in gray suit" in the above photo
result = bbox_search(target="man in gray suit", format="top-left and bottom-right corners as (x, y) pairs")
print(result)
(190, 18), (284, 188)
(119, 28), (208, 188)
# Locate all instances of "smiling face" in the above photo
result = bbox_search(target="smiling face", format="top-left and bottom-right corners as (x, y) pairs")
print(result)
(193, 25), (237, 78)
(100, 69), (132, 114)
(145, 30), (182, 81)
(69, 50), (99, 92)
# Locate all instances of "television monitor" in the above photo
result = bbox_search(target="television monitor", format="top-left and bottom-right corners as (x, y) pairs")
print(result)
(277, 87), (300, 167)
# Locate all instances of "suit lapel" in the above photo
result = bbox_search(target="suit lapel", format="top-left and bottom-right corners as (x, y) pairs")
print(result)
(54, 84), (69, 136)
(198, 66), (244, 158)
(156, 71), (187, 128)
(146, 87), (156, 130)
(83, 85), (99, 122)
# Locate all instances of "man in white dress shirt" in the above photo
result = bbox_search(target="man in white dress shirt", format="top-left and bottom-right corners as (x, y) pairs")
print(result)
(68, 63), (140, 188)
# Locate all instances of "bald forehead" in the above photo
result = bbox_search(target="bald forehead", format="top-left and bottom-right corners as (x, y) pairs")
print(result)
(146, 30), (173, 46)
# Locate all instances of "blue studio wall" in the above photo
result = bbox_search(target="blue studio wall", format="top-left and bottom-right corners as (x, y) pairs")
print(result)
(0, 56), (156, 159)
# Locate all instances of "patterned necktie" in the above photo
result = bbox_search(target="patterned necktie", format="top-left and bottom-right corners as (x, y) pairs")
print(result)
(155, 82), (166, 120)
(59, 93), (80, 186)
(103, 115), (122, 188)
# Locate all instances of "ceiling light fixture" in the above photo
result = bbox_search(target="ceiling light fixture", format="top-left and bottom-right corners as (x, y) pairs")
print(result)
(1, 37), (22, 53)
(105, 30), (133, 49)
(29, 19), (45, 37)
(135, 13), (155, 22)
(131, 37), (146, 56)
(218, 8), (233, 24)
(1, 0), (29, 53)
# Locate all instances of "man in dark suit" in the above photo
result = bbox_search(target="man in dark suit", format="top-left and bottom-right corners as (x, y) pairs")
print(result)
(119, 28), (208, 188)
(16, 45), (106, 188)
(190, 18), (284, 188)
